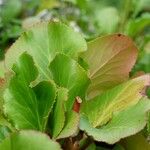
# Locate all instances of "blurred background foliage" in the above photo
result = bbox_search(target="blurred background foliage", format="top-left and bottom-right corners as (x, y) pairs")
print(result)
(0, 0), (150, 149)
(0, 0), (149, 57)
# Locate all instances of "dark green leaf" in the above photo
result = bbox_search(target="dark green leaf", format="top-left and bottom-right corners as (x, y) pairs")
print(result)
(4, 53), (56, 131)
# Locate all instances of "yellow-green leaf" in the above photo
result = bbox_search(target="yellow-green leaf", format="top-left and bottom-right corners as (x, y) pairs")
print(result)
(0, 130), (61, 150)
(80, 99), (150, 144)
(81, 75), (150, 128)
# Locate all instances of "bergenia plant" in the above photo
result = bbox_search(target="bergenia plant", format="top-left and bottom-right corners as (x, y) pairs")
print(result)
(0, 22), (150, 150)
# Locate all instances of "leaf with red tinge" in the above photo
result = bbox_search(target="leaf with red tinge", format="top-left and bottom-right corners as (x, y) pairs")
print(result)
(80, 34), (138, 98)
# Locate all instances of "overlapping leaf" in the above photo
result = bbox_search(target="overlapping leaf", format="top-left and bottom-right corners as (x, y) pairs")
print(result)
(56, 111), (79, 139)
(50, 87), (79, 139)
(81, 75), (150, 127)
(1, 20), (149, 148)
(48, 54), (89, 138)
(125, 13), (150, 37)
(5, 22), (87, 81)
(0, 130), (61, 150)
(80, 34), (137, 98)
(80, 99), (150, 144)
(4, 53), (56, 131)
(49, 88), (67, 138)
(49, 53), (90, 110)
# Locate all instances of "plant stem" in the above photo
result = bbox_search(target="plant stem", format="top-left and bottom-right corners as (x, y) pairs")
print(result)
(63, 138), (80, 150)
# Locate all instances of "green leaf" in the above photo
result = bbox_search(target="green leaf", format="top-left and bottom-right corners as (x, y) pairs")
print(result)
(132, 0), (150, 17)
(113, 144), (125, 150)
(86, 143), (96, 150)
(0, 125), (11, 142)
(0, 61), (5, 78)
(1, 0), (22, 24)
(95, 7), (119, 34)
(48, 54), (87, 139)
(125, 13), (150, 37)
(49, 53), (90, 110)
(6, 24), (22, 38)
(80, 34), (137, 98)
(0, 130), (61, 150)
(0, 73), (15, 132)
(0, 78), (6, 113)
(81, 75), (150, 127)
(4, 53), (56, 131)
(49, 88), (67, 138)
(49, 87), (79, 139)
(57, 111), (79, 139)
(0, 72), (16, 112)
(38, 0), (60, 11)
(80, 99), (150, 144)
(121, 133), (150, 150)
(5, 22), (87, 81)
(147, 112), (150, 134)
(0, 113), (14, 133)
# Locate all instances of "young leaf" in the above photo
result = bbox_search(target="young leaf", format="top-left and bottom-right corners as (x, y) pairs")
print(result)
(56, 111), (79, 139)
(81, 75), (150, 128)
(5, 22), (87, 81)
(49, 88), (79, 139)
(80, 99), (150, 144)
(49, 88), (67, 138)
(49, 53), (90, 111)
(4, 53), (56, 131)
(80, 34), (137, 98)
(48, 54), (87, 139)
(0, 130), (61, 150)
(95, 7), (119, 34)
(125, 13), (150, 37)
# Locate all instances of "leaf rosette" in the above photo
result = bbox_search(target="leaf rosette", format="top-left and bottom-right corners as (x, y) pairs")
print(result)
(0, 22), (149, 148)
